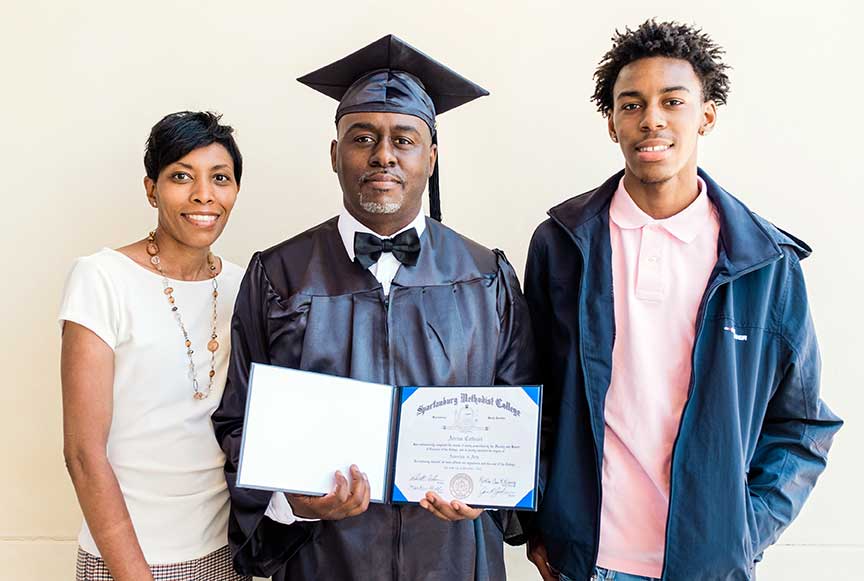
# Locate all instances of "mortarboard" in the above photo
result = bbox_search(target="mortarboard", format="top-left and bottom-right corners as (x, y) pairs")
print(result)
(298, 34), (489, 222)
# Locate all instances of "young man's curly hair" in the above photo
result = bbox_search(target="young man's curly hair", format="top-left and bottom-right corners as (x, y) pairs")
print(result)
(592, 19), (731, 117)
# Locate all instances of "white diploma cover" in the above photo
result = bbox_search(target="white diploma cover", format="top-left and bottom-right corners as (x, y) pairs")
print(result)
(237, 363), (542, 510)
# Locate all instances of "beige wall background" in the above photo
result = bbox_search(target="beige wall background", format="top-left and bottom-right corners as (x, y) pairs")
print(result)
(2, 0), (860, 578)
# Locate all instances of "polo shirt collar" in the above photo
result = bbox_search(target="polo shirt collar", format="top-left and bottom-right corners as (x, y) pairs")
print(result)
(609, 176), (713, 244)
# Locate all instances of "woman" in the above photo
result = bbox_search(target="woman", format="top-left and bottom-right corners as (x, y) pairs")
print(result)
(59, 111), (250, 581)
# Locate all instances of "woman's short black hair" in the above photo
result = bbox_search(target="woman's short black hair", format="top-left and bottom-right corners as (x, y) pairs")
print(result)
(592, 19), (731, 117)
(144, 111), (243, 184)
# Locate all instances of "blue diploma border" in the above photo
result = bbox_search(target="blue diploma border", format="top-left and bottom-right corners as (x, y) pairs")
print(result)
(391, 384), (542, 511)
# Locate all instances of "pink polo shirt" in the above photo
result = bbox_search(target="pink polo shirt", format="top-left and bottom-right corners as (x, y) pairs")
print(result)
(596, 177), (720, 578)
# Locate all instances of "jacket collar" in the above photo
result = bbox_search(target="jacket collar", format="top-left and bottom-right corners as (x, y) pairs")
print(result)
(548, 167), (808, 277)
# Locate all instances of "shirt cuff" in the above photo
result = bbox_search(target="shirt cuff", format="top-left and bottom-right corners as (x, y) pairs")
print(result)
(264, 491), (320, 525)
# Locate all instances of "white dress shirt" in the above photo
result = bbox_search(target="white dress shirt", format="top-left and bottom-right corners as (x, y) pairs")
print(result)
(337, 207), (427, 296)
(264, 208), (427, 525)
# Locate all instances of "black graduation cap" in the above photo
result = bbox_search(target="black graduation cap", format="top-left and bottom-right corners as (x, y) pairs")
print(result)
(297, 34), (489, 222)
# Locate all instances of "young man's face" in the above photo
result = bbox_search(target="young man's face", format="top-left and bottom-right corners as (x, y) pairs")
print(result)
(608, 56), (716, 186)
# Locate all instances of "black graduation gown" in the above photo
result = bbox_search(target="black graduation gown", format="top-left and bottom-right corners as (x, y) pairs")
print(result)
(212, 216), (535, 580)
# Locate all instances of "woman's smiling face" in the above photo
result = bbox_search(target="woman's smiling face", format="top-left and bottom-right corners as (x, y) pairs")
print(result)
(145, 142), (239, 250)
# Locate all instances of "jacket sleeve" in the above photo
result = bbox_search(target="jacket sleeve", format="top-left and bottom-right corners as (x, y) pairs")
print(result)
(212, 253), (312, 577)
(527, 225), (562, 494)
(487, 250), (537, 545)
(747, 252), (842, 556)
(509, 224), (559, 543)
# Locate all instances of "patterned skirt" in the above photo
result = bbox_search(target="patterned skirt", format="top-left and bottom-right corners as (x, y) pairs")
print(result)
(75, 545), (252, 581)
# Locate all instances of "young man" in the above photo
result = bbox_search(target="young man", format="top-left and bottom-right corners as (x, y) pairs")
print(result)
(523, 20), (842, 581)
(212, 35), (534, 580)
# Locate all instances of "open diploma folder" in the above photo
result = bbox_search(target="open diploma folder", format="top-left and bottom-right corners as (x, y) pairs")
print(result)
(237, 363), (542, 510)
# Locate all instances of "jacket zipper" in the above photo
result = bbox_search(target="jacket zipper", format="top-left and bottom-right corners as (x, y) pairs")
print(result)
(549, 215), (603, 569)
(659, 255), (782, 580)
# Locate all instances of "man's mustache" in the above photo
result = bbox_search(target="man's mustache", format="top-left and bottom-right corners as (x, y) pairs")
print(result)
(359, 171), (404, 184)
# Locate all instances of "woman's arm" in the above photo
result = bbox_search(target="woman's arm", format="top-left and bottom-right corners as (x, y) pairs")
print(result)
(61, 321), (154, 581)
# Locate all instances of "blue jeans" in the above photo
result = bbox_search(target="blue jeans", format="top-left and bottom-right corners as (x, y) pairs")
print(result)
(560, 567), (660, 581)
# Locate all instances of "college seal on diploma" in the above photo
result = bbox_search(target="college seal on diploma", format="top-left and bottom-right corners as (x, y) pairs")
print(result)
(449, 473), (474, 499)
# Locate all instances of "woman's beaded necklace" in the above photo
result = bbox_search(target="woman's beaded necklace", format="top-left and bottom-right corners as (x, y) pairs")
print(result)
(146, 230), (219, 400)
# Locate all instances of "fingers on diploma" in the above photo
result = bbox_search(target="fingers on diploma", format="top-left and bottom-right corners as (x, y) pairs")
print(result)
(420, 491), (482, 521)
(330, 470), (350, 503)
(322, 465), (370, 519)
(346, 466), (370, 516)
(425, 493), (456, 521)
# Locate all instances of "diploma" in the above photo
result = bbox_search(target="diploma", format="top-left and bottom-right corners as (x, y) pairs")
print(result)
(237, 364), (396, 502)
(390, 386), (541, 509)
(236, 363), (541, 510)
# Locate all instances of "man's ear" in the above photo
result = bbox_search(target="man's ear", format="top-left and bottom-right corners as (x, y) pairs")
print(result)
(330, 139), (338, 173)
(429, 141), (438, 175)
(607, 115), (618, 143)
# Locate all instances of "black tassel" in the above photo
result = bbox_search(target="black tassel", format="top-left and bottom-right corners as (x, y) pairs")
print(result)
(429, 132), (442, 222)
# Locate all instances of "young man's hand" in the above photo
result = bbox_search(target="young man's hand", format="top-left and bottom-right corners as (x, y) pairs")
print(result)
(285, 465), (370, 520)
(419, 491), (483, 521)
(527, 536), (560, 581)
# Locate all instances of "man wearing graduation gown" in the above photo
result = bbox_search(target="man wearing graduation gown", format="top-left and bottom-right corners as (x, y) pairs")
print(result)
(212, 35), (535, 581)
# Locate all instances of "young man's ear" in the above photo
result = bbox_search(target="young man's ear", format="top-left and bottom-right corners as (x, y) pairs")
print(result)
(607, 115), (619, 143)
(699, 100), (718, 136)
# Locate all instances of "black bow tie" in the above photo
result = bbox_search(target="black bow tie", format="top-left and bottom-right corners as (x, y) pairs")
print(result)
(353, 228), (421, 269)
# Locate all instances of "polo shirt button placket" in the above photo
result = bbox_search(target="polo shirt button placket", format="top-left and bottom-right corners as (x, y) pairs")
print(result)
(636, 223), (665, 301)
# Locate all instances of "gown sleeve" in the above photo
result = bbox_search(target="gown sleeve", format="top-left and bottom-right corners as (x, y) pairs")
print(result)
(492, 249), (536, 388)
(211, 252), (313, 577)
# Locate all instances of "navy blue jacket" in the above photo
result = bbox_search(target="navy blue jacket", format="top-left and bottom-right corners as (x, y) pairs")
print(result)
(522, 169), (842, 580)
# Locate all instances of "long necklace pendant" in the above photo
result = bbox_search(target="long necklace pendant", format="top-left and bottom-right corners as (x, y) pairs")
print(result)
(149, 230), (219, 402)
